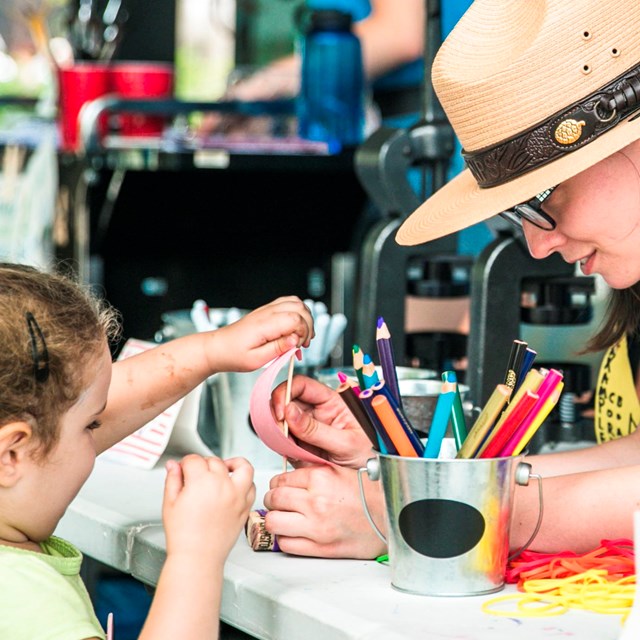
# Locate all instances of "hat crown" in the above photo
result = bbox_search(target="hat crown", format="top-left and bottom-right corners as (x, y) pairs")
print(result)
(434, 0), (640, 153)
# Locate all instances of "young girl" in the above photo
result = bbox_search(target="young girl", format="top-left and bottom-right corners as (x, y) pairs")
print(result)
(0, 263), (314, 639)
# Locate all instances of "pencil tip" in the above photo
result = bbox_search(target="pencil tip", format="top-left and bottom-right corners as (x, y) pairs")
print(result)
(376, 316), (384, 328)
(442, 370), (457, 383)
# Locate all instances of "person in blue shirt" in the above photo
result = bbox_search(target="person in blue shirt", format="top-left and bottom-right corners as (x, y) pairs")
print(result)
(202, 0), (425, 131)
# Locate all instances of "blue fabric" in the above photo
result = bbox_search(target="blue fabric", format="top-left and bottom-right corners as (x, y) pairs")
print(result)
(94, 576), (151, 640)
(441, 0), (496, 255)
(441, 0), (472, 181)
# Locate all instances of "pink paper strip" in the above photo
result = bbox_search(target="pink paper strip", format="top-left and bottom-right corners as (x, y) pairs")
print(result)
(249, 348), (333, 465)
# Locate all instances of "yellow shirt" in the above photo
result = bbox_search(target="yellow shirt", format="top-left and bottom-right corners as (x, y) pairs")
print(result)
(0, 535), (106, 640)
(595, 334), (640, 442)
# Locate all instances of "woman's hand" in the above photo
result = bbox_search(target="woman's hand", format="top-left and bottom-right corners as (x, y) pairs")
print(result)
(271, 374), (375, 469)
(264, 462), (387, 559)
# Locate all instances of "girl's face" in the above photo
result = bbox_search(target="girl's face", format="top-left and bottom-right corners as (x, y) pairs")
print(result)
(14, 343), (112, 542)
(521, 142), (640, 289)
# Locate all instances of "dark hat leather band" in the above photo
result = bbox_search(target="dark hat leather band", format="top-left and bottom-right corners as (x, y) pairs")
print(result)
(462, 61), (640, 188)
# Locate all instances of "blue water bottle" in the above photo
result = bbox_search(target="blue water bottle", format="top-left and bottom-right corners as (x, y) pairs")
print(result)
(297, 9), (365, 147)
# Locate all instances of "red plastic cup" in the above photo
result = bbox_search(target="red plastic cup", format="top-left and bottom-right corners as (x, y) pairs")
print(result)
(109, 62), (174, 137)
(57, 62), (111, 152)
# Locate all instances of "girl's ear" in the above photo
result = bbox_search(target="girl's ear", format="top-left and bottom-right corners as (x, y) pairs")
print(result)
(0, 423), (33, 487)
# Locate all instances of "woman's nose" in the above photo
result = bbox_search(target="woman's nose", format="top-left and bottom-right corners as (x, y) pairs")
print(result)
(521, 222), (565, 260)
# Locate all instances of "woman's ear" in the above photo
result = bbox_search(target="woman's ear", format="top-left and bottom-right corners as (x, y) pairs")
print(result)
(0, 423), (33, 487)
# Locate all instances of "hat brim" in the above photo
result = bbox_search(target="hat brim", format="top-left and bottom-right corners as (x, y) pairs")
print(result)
(396, 114), (640, 246)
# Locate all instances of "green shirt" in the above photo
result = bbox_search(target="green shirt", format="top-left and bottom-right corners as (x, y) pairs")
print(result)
(0, 535), (106, 640)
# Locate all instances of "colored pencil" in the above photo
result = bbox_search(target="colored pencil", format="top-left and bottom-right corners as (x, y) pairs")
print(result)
(376, 316), (402, 408)
(515, 347), (537, 392)
(371, 394), (420, 457)
(456, 384), (512, 459)
(337, 370), (361, 395)
(352, 344), (366, 389)
(361, 353), (380, 389)
(502, 370), (564, 456)
(504, 339), (528, 391)
(478, 390), (539, 458)
(509, 381), (564, 456)
(443, 370), (467, 450)
(337, 381), (379, 449)
(371, 381), (425, 456)
(496, 368), (545, 424)
(359, 388), (395, 454)
(423, 381), (456, 458)
(475, 369), (544, 457)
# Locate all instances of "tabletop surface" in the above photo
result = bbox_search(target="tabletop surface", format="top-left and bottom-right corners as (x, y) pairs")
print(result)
(55, 457), (627, 640)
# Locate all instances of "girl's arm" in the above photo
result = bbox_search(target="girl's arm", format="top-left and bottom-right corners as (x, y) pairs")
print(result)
(138, 455), (255, 640)
(94, 296), (313, 453)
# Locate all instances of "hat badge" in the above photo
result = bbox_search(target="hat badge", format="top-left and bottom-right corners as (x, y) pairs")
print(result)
(554, 118), (586, 145)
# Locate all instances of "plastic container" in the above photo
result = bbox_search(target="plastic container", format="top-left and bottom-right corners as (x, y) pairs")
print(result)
(109, 62), (174, 137)
(297, 9), (365, 146)
(57, 62), (111, 152)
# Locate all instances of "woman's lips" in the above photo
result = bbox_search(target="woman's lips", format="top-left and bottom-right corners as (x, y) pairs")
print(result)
(579, 252), (596, 275)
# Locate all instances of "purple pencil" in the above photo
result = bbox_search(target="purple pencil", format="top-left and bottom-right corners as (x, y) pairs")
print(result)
(376, 316), (402, 408)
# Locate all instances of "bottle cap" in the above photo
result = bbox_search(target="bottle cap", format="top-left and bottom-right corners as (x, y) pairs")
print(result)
(308, 9), (353, 32)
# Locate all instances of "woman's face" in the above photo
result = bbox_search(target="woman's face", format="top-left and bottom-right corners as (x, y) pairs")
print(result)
(521, 141), (640, 289)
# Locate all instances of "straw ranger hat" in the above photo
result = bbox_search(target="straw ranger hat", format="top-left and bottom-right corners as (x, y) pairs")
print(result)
(396, 0), (640, 246)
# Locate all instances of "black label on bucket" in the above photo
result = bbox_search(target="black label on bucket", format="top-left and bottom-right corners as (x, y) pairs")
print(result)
(399, 499), (485, 558)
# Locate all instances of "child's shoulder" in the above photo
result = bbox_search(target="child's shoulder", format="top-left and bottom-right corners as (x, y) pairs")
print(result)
(0, 540), (106, 639)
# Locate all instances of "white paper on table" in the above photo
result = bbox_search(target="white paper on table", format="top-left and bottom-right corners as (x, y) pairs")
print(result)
(99, 338), (186, 469)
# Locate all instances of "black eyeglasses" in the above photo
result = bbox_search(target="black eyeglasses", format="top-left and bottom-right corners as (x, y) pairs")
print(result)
(499, 186), (557, 231)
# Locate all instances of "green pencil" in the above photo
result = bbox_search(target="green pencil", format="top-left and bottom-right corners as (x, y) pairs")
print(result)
(352, 344), (366, 389)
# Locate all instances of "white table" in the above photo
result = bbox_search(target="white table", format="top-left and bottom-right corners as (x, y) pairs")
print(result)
(56, 457), (626, 640)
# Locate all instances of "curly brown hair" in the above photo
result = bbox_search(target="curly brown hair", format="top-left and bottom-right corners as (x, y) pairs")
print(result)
(0, 263), (121, 458)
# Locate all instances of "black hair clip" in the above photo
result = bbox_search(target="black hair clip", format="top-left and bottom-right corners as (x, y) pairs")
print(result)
(26, 312), (50, 383)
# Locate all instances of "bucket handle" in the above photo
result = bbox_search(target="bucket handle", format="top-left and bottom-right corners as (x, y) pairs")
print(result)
(357, 458), (387, 544)
(357, 458), (544, 555)
(508, 463), (544, 561)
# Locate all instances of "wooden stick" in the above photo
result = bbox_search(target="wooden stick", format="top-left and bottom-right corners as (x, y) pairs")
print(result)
(282, 353), (295, 472)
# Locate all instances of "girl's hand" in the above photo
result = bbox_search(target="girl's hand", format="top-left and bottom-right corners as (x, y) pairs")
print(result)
(208, 296), (314, 373)
(162, 455), (255, 560)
